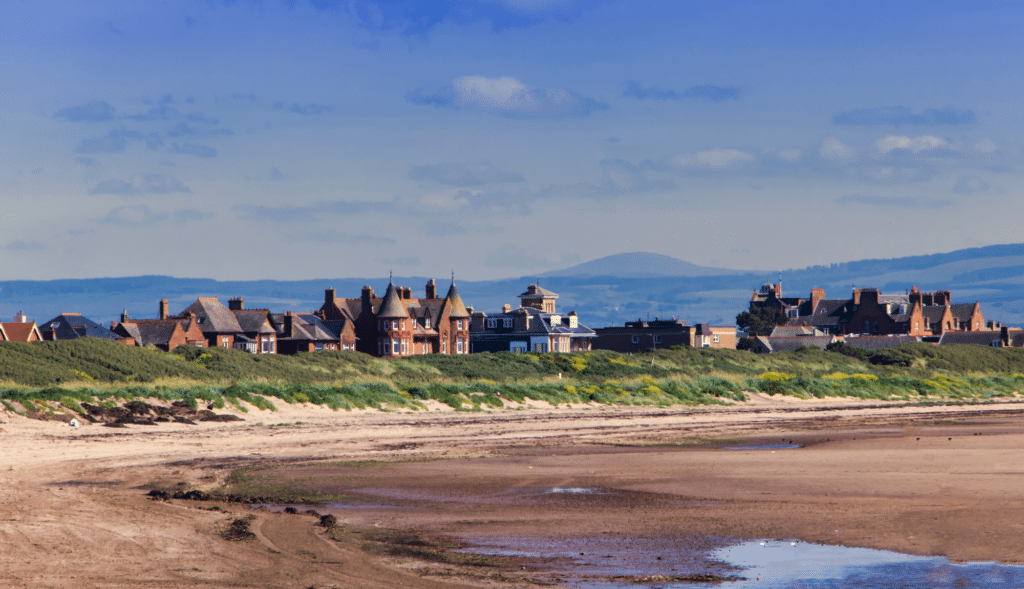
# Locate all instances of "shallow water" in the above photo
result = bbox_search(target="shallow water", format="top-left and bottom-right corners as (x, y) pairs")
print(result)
(723, 444), (801, 450)
(461, 536), (1024, 588)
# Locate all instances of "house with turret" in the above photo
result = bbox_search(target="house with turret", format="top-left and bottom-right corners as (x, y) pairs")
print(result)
(317, 277), (471, 357)
(469, 284), (595, 353)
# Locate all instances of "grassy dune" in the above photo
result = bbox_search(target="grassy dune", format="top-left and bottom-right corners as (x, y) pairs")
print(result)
(2, 339), (1023, 417)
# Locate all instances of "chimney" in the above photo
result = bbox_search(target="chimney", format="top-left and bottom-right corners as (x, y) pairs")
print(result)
(14, 310), (26, 323)
(515, 309), (530, 331)
(860, 288), (879, 306)
(1001, 325), (1010, 346)
(325, 287), (336, 307)
(284, 311), (294, 337)
(852, 289), (861, 305)
(159, 299), (169, 320)
(425, 279), (437, 299)
(935, 290), (951, 306)
(361, 285), (374, 310)
(229, 297), (244, 311)
(403, 287), (412, 300)
(810, 289), (825, 314)
(909, 287), (922, 305)
(773, 283), (782, 297)
(120, 309), (129, 323)
(502, 304), (512, 313)
(568, 311), (578, 328)
(466, 306), (473, 314)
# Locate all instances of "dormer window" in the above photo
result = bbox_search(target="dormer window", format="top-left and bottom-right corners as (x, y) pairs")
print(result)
(503, 318), (513, 328)
(486, 318), (497, 329)
(424, 318), (430, 328)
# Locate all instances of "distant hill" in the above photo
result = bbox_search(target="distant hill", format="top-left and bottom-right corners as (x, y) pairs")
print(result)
(542, 252), (745, 278)
(4, 243), (1024, 329)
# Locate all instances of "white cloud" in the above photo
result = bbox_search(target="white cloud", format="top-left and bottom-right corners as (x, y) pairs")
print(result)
(669, 148), (756, 170)
(775, 148), (802, 163)
(409, 75), (607, 117)
(819, 138), (856, 162)
(876, 135), (947, 154)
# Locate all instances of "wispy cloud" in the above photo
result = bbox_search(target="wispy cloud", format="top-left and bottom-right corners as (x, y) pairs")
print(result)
(166, 123), (233, 138)
(832, 106), (976, 126)
(7, 239), (47, 252)
(875, 135), (948, 154)
(232, 198), (394, 222)
(53, 101), (116, 122)
(273, 102), (333, 116)
(75, 128), (163, 154)
(98, 205), (206, 225)
(409, 161), (524, 186)
(408, 75), (608, 117)
(666, 148), (756, 171)
(125, 105), (217, 124)
(325, 0), (596, 35)
(169, 142), (217, 158)
(622, 81), (740, 102)
(88, 174), (192, 196)
(835, 194), (951, 208)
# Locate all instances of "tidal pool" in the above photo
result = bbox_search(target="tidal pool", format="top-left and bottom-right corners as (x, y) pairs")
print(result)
(460, 536), (1024, 588)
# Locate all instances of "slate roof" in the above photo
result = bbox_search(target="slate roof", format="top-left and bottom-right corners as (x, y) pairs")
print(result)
(179, 298), (244, 334)
(938, 331), (1002, 346)
(441, 282), (470, 319)
(921, 307), (947, 322)
(771, 325), (821, 337)
(231, 309), (275, 334)
(518, 284), (558, 299)
(41, 314), (121, 341)
(842, 335), (922, 350)
(949, 303), (978, 322)
(376, 281), (410, 318)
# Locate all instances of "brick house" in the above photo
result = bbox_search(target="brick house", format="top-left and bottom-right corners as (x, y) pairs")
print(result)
(592, 319), (737, 352)
(469, 284), (595, 353)
(0, 312), (44, 342)
(166, 297), (245, 349)
(113, 308), (207, 351)
(749, 283), (991, 338)
(317, 277), (471, 357)
(270, 312), (357, 354)
(226, 298), (278, 354)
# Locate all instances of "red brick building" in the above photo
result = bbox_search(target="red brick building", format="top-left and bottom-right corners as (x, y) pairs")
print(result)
(318, 278), (471, 357)
(749, 283), (992, 337)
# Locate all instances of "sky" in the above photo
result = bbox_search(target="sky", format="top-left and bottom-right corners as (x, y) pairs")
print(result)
(3, 0), (1024, 281)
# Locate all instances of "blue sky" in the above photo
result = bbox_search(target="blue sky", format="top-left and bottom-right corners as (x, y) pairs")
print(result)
(3, 0), (1023, 280)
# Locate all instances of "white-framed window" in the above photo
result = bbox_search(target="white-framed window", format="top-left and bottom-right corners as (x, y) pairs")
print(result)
(315, 343), (324, 351)
(510, 342), (527, 353)
(631, 335), (640, 344)
(424, 318), (430, 328)
(442, 340), (447, 353)
(401, 339), (408, 354)
(552, 339), (559, 352)
(393, 339), (401, 354)
(712, 334), (719, 343)
(457, 337), (465, 353)
(221, 336), (230, 347)
(503, 318), (513, 328)
(654, 335), (662, 344)
(457, 320), (463, 329)
(788, 309), (798, 318)
(486, 318), (497, 328)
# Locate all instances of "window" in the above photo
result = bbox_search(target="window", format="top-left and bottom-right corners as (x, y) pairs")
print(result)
(503, 318), (513, 328)
(457, 320), (463, 330)
(552, 339), (559, 352)
(392, 339), (400, 354)
(863, 320), (870, 333)
(631, 335), (640, 344)
(401, 339), (408, 354)
(393, 320), (399, 330)
(221, 336), (230, 347)
(712, 334), (719, 343)
(315, 343), (324, 351)
(787, 309), (798, 318)
(400, 320), (405, 330)
(486, 318), (497, 329)
(873, 321), (879, 334)
(654, 335), (662, 344)
(457, 337), (465, 353)
(915, 321), (920, 330)
(381, 320), (387, 331)
(424, 318), (430, 328)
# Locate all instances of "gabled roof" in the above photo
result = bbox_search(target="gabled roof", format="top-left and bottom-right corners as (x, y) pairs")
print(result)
(441, 281), (470, 319)
(921, 306), (948, 321)
(949, 303), (979, 321)
(41, 314), (121, 341)
(0, 322), (42, 342)
(755, 335), (836, 353)
(771, 325), (821, 337)
(376, 281), (410, 318)
(179, 298), (244, 334)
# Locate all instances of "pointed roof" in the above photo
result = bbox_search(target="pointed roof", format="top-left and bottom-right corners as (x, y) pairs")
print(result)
(442, 281), (470, 319)
(179, 298), (244, 334)
(376, 280), (409, 318)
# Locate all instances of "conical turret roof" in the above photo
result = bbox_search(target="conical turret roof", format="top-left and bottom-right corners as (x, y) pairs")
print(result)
(442, 281), (470, 319)
(377, 280), (409, 319)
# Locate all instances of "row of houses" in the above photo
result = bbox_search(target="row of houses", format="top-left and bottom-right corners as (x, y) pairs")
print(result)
(2, 277), (1015, 355)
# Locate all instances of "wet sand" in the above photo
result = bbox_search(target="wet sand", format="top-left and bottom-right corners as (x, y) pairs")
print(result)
(3, 395), (1024, 587)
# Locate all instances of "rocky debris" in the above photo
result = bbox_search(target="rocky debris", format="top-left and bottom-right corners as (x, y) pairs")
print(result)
(80, 400), (243, 426)
(612, 573), (745, 583)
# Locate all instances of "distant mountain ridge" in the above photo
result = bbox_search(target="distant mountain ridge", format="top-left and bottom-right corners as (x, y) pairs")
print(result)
(541, 252), (746, 278)
(4, 243), (1024, 328)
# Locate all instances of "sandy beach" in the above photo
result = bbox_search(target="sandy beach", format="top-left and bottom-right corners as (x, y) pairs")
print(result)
(3, 394), (1024, 587)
